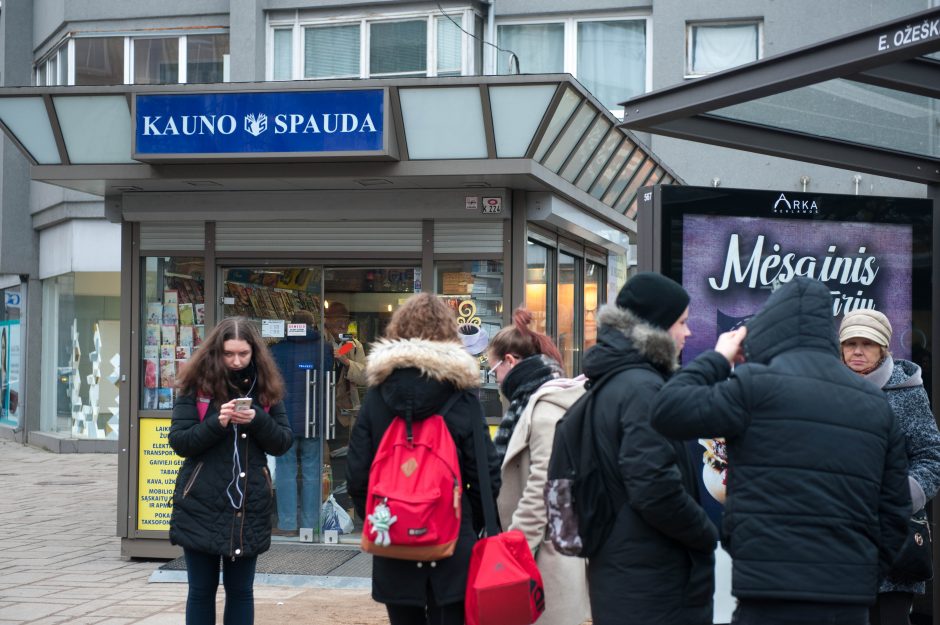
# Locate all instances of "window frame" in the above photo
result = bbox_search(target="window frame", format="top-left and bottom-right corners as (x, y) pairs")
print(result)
(495, 13), (652, 115)
(684, 19), (763, 78)
(266, 7), (478, 81)
(33, 29), (230, 86)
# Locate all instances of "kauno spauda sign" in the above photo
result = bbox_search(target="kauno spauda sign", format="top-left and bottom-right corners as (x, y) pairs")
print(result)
(134, 89), (384, 157)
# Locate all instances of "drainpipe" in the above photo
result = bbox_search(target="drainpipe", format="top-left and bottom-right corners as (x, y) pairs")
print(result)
(486, 0), (495, 75)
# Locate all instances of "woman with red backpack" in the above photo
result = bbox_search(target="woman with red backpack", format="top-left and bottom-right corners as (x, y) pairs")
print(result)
(347, 293), (501, 625)
(168, 317), (293, 625)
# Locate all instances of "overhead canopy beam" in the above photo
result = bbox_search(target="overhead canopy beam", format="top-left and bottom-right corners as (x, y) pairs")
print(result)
(847, 57), (940, 100)
(635, 115), (940, 184)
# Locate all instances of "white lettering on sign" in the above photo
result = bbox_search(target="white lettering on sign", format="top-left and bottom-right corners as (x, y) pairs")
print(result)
(482, 197), (502, 215)
(878, 17), (940, 51)
(142, 112), (377, 137)
(772, 193), (819, 215)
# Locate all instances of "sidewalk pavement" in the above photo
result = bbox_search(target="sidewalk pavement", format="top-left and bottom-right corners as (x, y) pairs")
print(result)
(0, 440), (387, 625)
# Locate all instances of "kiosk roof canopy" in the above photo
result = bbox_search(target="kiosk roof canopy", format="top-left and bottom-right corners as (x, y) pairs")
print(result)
(0, 75), (676, 221)
(619, 7), (940, 185)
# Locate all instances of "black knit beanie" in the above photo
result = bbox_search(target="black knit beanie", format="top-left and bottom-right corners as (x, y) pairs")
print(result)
(615, 272), (690, 330)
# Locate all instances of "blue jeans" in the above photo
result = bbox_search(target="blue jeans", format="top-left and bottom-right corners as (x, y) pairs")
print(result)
(184, 548), (257, 625)
(274, 436), (321, 530)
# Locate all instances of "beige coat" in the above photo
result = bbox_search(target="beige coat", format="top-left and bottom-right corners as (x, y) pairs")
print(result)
(497, 377), (591, 625)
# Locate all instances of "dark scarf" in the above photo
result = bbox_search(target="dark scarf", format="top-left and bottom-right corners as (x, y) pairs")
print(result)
(494, 354), (563, 462)
(227, 361), (258, 399)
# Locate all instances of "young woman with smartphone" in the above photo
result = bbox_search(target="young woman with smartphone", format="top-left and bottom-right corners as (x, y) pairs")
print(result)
(168, 317), (293, 625)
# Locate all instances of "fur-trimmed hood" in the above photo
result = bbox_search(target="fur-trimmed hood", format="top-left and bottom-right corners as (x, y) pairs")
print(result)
(582, 304), (679, 379)
(366, 338), (481, 422)
(367, 338), (481, 389)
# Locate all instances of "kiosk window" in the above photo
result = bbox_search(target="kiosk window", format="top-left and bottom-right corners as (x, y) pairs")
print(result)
(140, 257), (206, 410)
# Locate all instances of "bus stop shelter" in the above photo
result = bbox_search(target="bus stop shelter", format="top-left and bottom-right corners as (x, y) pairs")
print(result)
(620, 6), (940, 622)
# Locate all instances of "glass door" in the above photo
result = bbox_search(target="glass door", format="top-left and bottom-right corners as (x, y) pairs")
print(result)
(322, 266), (418, 544)
(220, 264), (419, 545)
(221, 266), (328, 543)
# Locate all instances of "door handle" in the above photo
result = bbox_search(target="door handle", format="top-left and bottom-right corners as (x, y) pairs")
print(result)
(309, 373), (318, 439)
(327, 370), (337, 439)
(304, 368), (311, 438)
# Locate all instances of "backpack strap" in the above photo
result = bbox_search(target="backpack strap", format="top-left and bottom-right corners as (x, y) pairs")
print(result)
(471, 401), (500, 537)
(403, 391), (463, 443)
(584, 364), (638, 505)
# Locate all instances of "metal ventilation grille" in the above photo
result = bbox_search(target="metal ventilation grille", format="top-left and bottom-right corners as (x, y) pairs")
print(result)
(139, 223), (205, 251)
(215, 222), (423, 252)
(433, 221), (504, 254)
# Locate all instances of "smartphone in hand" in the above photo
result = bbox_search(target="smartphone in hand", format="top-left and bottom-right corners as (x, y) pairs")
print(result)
(233, 397), (252, 412)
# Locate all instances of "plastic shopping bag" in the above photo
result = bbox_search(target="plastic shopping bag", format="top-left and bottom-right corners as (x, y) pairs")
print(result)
(320, 494), (355, 534)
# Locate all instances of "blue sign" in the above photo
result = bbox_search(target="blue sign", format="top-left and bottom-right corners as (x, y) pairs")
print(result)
(135, 90), (385, 156)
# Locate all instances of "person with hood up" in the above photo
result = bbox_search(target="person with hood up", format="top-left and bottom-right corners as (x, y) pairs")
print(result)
(651, 278), (911, 625)
(488, 307), (590, 625)
(838, 309), (940, 625)
(581, 272), (718, 625)
(346, 293), (501, 625)
(268, 309), (333, 537)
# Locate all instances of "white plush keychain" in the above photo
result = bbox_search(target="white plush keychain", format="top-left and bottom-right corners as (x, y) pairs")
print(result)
(369, 500), (398, 547)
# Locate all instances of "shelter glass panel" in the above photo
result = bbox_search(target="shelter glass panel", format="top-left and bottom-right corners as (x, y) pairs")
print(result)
(713, 78), (940, 159)
(543, 103), (596, 173)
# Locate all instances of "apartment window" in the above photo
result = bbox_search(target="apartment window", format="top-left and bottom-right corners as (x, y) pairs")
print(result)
(497, 16), (648, 113)
(687, 21), (761, 76)
(187, 34), (230, 83)
(496, 23), (564, 74)
(305, 25), (360, 79)
(38, 32), (230, 86)
(270, 9), (473, 80)
(134, 37), (179, 84)
(371, 20), (427, 77)
(74, 37), (125, 86)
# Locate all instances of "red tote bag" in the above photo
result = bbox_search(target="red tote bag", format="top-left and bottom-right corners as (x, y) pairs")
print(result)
(466, 406), (545, 625)
(465, 529), (545, 625)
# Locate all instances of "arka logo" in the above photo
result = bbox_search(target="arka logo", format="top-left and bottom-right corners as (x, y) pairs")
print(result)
(772, 193), (819, 215)
(244, 113), (268, 137)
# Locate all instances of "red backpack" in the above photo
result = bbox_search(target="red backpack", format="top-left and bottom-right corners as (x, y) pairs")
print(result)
(361, 394), (462, 561)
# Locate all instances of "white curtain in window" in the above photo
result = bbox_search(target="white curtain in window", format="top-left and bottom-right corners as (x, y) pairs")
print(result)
(273, 29), (293, 80)
(437, 16), (462, 76)
(497, 23), (564, 75)
(305, 24), (360, 78)
(691, 24), (758, 74)
(577, 20), (646, 109)
(370, 20), (427, 76)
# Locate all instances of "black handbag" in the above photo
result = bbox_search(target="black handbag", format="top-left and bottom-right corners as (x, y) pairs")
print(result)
(888, 516), (933, 583)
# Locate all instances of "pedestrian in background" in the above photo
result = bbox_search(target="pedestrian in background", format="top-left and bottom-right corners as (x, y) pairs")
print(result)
(169, 317), (293, 625)
(488, 307), (591, 625)
(346, 293), (501, 625)
(269, 309), (332, 537)
(652, 278), (911, 625)
(582, 272), (717, 625)
(839, 309), (940, 625)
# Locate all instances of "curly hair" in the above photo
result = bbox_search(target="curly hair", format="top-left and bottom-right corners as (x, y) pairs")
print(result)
(175, 317), (285, 407)
(384, 293), (460, 342)
(488, 307), (563, 365)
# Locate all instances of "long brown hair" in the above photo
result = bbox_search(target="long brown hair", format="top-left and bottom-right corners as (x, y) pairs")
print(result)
(384, 293), (460, 342)
(489, 307), (563, 365)
(175, 317), (285, 406)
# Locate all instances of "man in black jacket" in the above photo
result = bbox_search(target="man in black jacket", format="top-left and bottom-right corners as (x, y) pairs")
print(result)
(651, 277), (910, 625)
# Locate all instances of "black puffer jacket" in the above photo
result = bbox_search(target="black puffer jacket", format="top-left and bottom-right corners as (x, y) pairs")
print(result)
(346, 338), (501, 608)
(169, 394), (293, 558)
(582, 305), (718, 625)
(652, 278), (911, 604)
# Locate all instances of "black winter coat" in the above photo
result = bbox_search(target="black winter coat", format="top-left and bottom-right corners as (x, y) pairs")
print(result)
(168, 393), (293, 558)
(652, 278), (911, 605)
(346, 338), (501, 608)
(581, 305), (718, 625)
